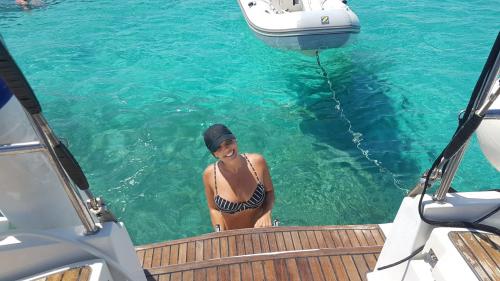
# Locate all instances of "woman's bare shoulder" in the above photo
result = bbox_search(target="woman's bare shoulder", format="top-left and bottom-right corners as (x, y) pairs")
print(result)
(202, 164), (215, 183)
(245, 153), (267, 166)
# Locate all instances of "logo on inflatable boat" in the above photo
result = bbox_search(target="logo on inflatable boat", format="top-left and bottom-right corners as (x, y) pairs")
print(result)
(321, 16), (329, 24)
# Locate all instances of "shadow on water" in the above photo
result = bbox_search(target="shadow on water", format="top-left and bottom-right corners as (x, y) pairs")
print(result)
(282, 50), (422, 224)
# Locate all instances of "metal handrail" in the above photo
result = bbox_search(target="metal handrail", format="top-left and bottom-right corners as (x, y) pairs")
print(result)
(0, 141), (44, 155)
(433, 49), (500, 201)
(433, 142), (468, 201)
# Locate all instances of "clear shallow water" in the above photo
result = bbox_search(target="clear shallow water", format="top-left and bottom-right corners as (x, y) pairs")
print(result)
(1, 0), (498, 244)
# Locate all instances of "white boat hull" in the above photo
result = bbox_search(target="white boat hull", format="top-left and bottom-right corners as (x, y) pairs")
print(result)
(238, 0), (360, 50)
(253, 27), (358, 50)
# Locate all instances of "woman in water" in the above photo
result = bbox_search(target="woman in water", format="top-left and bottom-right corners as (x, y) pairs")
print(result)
(202, 124), (275, 231)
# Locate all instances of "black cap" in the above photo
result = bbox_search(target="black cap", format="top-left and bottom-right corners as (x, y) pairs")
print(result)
(203, 124), (235, 152)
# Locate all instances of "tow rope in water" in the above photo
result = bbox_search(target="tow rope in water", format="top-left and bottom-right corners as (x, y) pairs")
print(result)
(315, 51), (407, 192)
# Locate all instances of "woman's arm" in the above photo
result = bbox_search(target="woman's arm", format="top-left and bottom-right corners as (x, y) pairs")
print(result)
(253, 155), (275, 227)
(203, 167), (226, 231)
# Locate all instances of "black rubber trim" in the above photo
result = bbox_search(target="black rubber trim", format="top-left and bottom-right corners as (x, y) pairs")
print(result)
(0, 37), (41, 114)
(53, 142), (89, 190)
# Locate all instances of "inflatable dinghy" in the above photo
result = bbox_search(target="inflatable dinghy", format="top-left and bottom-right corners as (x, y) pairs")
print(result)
(237, 0), (360, 50)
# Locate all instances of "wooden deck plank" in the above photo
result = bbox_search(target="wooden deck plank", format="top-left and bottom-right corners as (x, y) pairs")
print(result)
(194, 269), (206, 281)
(79, 266), (92, 281)
(252, 261), (265, 281)
(228, 236), (237, 257)
(314, 231), (327, 249)
(212, 238), (220, 259)
(362, 230), (377, 246)
(259, 233), (270, 253)
(468, 232), (500, 280)
(159, 274), (170, 281)
(203, 239), (212, 260)
(147, 247), (383, 275)
(297, 257), (314, 281)
(252, 234), (262, 254)
(450, 232), (499, 281)
(263, 260), (278, 281)
(170, 272), (181, 281)
(341, 256), (362, 281)
(229, 264), (241, 281)
(206, 268), (217, 281)
(136, 225), (384, 254)
(218, 265), (230, 281)
(241, 263), (253, 281)
(299, 231), (312, 249)
(178, 243), (188, 265)
(267, 232), (279, 252)
(152, 247), (163, 268)
(370, 229), (385, 245)
(319, 256), (338, 281)
(354, 230), (369, 247)
(363, 254), (377, 270)
(187, 242), (196, 263)
(61, 268), (79, 281)
(352, 255), (369, 281)
(220, 237), (229, 258)
(244, 234), (254, 255)
(338, 230), (352, 247)
(450, 232), (490, 281)
(236, 235), (246, 256)
(298, 231), (310, 249)
(286, 259), (301, 281)
(195, 241), (204, 262)
(135, 225), (381, 250)
(273, 259), (288, 281)
(141, 225), (386, 281)
(346, 230), (361, 247)
(329, 230), (344, 248)
(308, 257), (326, 281)
(291, 232), (303, 250)
(322, 231), (336, 249)
(161, 246), (171, 266)
(330, 256), (349, 281)
(282, 232), (295, 251)
(144, 249), (154, 269)
(170, 244), (179, 265)
(474, 233), (500, 262)
(182, 270), (193, 281)
(307, 231), (319, 249)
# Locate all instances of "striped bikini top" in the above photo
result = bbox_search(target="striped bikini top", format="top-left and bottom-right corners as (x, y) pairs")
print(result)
(214, 154), (266, 214)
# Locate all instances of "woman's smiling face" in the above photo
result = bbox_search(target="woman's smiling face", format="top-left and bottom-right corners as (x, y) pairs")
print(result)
(213, 139), (238, 160)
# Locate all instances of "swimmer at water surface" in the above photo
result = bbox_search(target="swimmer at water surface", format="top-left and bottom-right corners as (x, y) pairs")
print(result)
(202, 124), (275, 231)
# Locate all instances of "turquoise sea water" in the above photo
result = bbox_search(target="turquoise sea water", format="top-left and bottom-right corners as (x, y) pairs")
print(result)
(0, 0), (498, 245)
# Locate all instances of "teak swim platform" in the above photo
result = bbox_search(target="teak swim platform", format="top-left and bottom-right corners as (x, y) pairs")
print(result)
(136, 225), (385, 281)
(449, 231), (500, 281)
